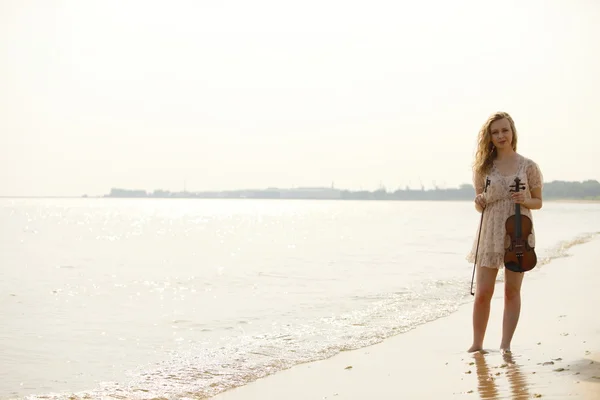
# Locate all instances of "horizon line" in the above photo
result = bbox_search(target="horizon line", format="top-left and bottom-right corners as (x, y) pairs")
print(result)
(2, 177), (599, 199)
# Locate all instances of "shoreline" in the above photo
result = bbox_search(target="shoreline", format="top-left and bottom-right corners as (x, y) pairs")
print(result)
(210, 238), (600, 399)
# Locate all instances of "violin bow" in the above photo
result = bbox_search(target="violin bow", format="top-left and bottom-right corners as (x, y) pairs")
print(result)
(470, 177), (490, 296)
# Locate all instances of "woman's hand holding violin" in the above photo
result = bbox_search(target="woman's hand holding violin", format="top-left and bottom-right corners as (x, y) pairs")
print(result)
(474, 193), (486, 211)
(511, 192), (526, 205)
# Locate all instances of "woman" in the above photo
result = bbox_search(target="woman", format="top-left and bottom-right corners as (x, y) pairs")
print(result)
(466, 111), (543, 354)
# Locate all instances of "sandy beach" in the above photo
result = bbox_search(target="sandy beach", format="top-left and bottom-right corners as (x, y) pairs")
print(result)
(211, 237), (600, 400)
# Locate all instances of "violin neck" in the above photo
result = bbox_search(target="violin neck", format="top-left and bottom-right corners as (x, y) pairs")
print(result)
(515, 203), (522, 238)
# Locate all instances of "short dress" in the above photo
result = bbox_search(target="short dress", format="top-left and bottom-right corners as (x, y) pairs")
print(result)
(466, 154), (543, 269)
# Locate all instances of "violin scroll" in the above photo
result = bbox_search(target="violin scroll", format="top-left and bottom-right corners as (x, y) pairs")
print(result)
(509, 177), (525, 193)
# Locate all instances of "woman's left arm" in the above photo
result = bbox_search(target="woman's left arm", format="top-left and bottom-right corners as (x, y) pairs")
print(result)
(524, 187), (543, 210)
(523, 160), (543, 210)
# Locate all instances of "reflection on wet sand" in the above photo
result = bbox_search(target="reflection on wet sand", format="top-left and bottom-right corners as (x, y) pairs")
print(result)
(503, 351), (531, 400)
(473, 352), (500, 399)
(473, 351), (530, 399)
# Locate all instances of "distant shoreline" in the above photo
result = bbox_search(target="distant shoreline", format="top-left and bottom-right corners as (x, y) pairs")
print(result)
(1, 179), (599, 202)
(546, 198), (600, 203)
(1, 196), (599, 203)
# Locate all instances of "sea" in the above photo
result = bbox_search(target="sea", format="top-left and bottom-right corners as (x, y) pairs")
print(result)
(1, 198), (599, 400)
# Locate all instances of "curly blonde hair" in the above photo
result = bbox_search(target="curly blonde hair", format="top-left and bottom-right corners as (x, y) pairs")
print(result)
(473, 111), (518, 178)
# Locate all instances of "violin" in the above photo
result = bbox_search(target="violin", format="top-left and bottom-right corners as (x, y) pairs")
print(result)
(504, 177), (537, 273)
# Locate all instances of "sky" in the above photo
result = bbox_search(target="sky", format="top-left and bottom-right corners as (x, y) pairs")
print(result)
(1, 0), (599, 196)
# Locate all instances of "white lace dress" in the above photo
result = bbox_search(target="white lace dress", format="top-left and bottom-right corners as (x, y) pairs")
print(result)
(466, 154), (543, 269)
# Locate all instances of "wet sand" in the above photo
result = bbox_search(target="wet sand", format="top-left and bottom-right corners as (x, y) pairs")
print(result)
(211, 237), (600, 399)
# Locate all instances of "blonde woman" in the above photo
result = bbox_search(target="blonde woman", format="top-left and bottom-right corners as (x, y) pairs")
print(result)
(466, 111), (543, 353)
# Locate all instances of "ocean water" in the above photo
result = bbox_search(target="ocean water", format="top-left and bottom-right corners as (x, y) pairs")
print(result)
(1, 198), (598, 399)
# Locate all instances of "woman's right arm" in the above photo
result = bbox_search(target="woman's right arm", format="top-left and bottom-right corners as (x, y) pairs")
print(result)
(473, 171), (486, 212)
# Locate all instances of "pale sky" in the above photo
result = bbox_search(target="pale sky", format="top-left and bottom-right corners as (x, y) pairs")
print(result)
(1, 0), (599, 196)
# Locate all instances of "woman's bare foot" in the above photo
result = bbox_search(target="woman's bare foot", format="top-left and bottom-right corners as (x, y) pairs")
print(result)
(468, 345), (486, 353)
(468, 345), (481, 353)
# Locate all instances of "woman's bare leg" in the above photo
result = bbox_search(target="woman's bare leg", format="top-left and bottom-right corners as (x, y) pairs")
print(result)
(500, 269), (525, 351)
(468, 265), (499, 352)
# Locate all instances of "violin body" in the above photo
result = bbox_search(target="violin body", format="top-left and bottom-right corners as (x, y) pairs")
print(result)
(504, 177), (537, 273)
(504, 213), (537, 272)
